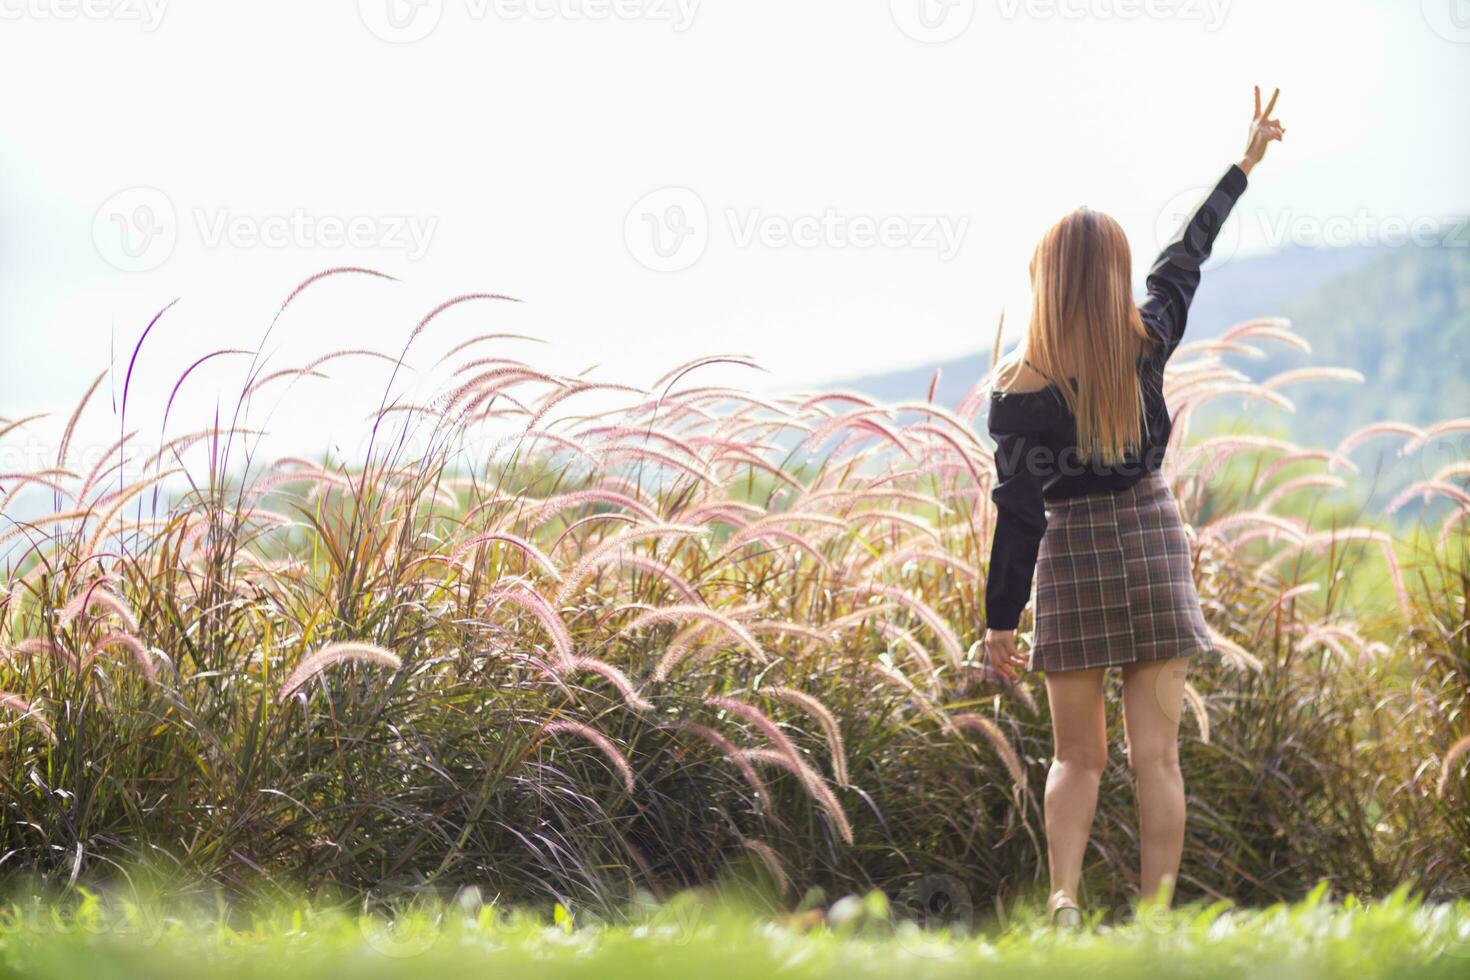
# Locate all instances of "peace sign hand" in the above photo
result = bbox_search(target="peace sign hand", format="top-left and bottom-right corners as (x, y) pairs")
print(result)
(1241, 86), (1285, 175)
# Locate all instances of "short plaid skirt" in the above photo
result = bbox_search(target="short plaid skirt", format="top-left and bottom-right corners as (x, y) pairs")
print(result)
(1030, 470), (1218, 673)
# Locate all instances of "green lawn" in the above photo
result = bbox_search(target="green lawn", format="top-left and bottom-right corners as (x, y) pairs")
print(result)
(0, 886), (1465, 980)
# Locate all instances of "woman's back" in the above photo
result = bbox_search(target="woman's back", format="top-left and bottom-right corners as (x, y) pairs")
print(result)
(988, 343), (1175, 504)
(983, 159), (1251, 633)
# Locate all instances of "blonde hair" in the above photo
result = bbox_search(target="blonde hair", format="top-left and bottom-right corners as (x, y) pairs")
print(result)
(996, 207), (1156, 465)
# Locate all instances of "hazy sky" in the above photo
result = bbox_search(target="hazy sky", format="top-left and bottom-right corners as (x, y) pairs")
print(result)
(1, 0), (1466, 462)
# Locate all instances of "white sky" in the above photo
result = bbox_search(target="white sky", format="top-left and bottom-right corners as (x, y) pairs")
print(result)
(1, 0), (1466, 467)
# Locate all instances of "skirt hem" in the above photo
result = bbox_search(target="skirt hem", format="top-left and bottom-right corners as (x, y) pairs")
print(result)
(1031, 641), (1221, 674)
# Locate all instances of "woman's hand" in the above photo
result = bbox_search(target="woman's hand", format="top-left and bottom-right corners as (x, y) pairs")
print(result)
(1239, 86), (1285, 176)
(984, 628), (1028, 684)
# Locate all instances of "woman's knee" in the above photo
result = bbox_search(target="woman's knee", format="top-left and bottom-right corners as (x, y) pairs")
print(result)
(1053, 741), (1108, 775)
(1125, 740), (1180, 775)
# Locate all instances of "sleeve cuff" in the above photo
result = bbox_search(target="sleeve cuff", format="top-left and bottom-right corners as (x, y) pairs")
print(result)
(1221, 162), (1249, 198)
(985, 610), (1020, 631)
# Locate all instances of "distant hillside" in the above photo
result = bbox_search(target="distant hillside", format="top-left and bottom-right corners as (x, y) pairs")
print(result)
(805, 243), (1467, 448)
(1245, 245), (1470, 446)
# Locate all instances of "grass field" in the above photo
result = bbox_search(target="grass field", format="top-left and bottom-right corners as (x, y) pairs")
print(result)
(1, 278), (1466, 968)
(0, 886), (1466, 980)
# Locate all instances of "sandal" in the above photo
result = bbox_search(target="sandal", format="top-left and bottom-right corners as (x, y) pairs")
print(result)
(1047, 892), (1083, 931)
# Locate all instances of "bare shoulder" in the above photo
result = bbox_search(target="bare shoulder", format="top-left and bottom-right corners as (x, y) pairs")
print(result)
(991, 355), (1053, 395)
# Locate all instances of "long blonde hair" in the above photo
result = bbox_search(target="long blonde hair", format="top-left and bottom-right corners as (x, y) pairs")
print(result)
(998, 206), (1156, 465)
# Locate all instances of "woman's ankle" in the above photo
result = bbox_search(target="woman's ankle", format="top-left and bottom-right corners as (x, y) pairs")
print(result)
(1047, 888), (1078, 909)
(1137, 874), (1177, 907)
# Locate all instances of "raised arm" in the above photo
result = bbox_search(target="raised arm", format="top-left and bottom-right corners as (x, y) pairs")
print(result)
(1139, 86), (1285, 356)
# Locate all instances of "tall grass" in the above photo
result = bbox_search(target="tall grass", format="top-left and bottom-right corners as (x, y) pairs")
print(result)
(0, 273), (1465, 911)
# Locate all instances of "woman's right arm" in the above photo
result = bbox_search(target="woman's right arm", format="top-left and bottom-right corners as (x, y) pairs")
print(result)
(983, 420), (1048, 683)
(984, 424), (1048, 633)
(1139, 86), (1285, 357)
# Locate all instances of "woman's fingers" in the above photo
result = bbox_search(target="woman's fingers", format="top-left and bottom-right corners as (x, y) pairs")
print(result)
(986, 639), (1017, 681)
(1254, 85), (1261, 117)
(985, 630), (1029, 679)
(1263, 87), (1280, 117)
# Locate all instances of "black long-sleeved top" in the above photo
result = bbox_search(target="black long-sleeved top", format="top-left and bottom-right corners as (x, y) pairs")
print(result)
(983, 162), (1248, 631)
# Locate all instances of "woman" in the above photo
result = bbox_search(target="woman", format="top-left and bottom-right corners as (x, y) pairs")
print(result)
(983, 87), (1286, 928)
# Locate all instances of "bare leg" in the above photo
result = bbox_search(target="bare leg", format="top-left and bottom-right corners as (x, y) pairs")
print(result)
(1042, 667), (1108, 909)
(1120, 657), (1189, 904)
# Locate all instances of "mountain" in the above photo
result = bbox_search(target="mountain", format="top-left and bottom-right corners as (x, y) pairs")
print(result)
(805, 242), (1468, 449)
(1258, 245), (1469, 446)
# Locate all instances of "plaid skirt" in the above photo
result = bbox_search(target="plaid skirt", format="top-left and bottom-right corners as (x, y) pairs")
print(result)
(1030, 470), (1218, 673)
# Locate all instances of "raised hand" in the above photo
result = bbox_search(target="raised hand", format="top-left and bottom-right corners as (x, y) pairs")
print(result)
(1240, 86), (1285, 175)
